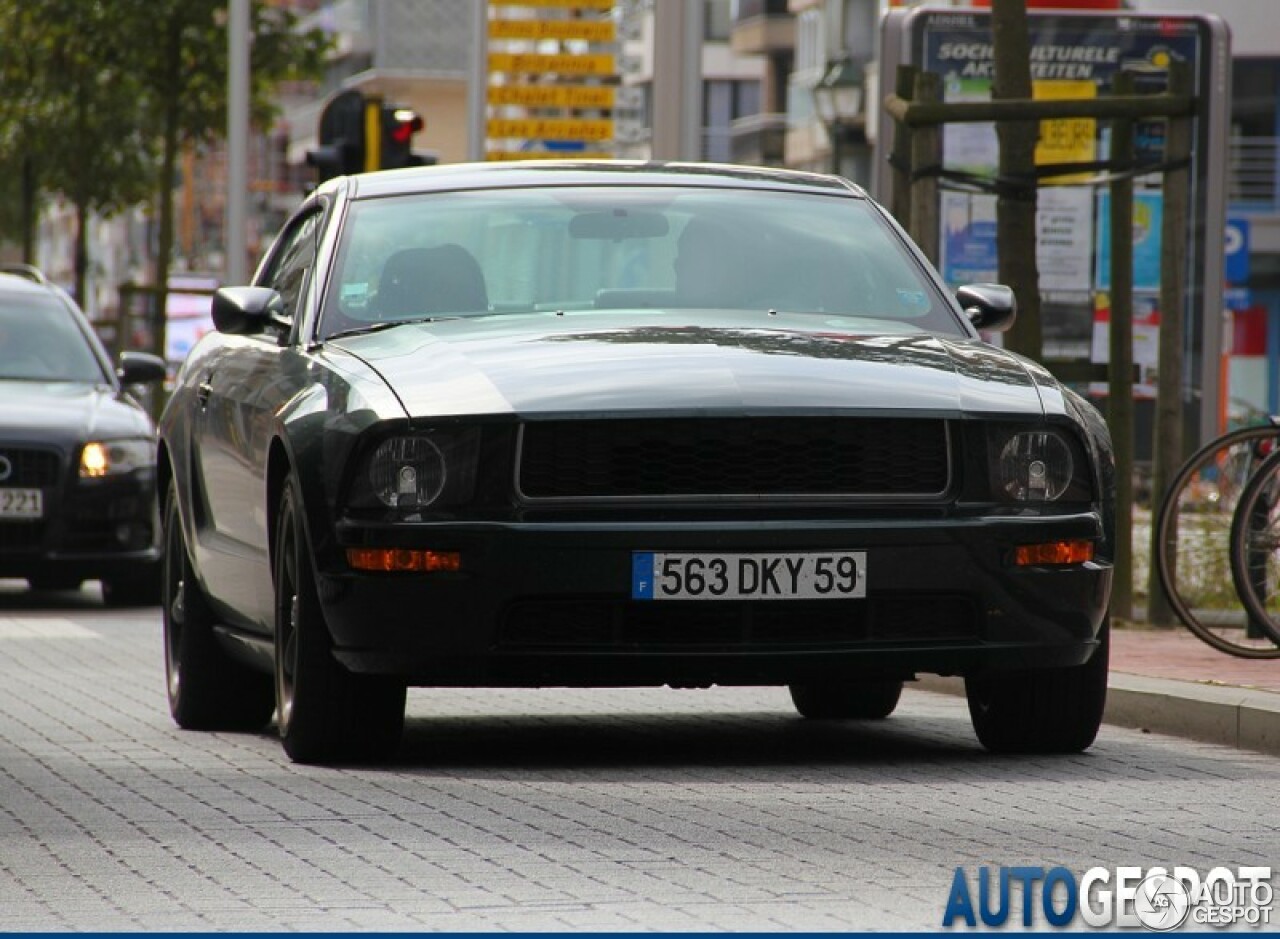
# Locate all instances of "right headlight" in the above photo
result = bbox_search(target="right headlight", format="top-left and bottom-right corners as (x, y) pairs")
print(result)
(979, 423), (1094, 504)
(347, 428), (480, 512)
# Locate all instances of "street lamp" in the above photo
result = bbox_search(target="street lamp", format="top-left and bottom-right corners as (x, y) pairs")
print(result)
(812, 54), (866, 178)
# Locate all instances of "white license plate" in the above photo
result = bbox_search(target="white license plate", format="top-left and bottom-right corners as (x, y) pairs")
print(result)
(632, 551), (866, 601)
(0, 488), (43, 520)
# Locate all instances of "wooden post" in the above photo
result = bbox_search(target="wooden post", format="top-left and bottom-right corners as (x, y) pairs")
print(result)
(909, 70), (941, 265)
(1147, 61), (1193, 626)
(992, 0), (1041, 360)
(890, 65), (917, 228)
(1108, 72), (1136, 623)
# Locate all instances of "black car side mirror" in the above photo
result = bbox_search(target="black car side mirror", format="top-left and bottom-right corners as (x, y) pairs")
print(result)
(956, 284), (1017, 332)
(117, 351), (168, 385)
(211, 286), (292, 337)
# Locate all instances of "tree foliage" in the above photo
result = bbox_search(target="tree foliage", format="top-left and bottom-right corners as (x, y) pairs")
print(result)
(0, 0), (327, 320)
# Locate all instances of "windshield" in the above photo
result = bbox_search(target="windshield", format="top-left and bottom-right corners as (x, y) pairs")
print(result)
(0, 292), (108, 382)
(320, 186), (962, 339)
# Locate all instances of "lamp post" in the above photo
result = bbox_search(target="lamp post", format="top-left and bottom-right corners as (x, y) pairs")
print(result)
(812, 55), (866, 179)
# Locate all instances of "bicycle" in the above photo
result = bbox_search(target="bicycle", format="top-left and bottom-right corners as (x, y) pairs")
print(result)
(1154, 417), (1280, 658)
(1228, 442), (1280, 647)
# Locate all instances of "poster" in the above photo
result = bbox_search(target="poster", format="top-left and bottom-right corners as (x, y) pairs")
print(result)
(1095, 191), (1164, 291)
(941, 191), (999, 285)
(1036, 187), (1094, 296)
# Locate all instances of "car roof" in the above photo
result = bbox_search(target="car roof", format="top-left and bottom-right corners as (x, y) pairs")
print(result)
(340, 160), (868, 201)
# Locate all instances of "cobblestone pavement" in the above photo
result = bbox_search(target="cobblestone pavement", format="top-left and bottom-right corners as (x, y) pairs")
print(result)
(1, 584), (1278, 931)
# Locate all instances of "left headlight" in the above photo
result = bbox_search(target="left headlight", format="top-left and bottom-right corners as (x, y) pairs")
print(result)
(347, 428), (481, 511)
(79, 439), (155, 478)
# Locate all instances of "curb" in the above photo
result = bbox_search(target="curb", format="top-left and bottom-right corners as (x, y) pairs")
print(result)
(914, 673), (1280, 756)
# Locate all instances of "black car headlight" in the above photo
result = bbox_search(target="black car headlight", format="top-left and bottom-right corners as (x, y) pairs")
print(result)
(79, 439), (155, 478)
(348, 428), (480, 511)
(984, 424), (1093, 504)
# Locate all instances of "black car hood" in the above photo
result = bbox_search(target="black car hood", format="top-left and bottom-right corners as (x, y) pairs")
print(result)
(0, 380), (153, 443)
(329, 311), (1046, 420)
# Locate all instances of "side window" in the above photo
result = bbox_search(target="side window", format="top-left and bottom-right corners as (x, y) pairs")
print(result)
(259, 209), (322, 321)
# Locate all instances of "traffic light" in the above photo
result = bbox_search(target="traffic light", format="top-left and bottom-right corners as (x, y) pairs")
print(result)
(306, 89), (365, 183)
(380, 105), (429, 169)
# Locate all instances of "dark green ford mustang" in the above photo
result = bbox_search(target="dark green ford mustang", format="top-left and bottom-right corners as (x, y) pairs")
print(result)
(157, 161), (1114, 764)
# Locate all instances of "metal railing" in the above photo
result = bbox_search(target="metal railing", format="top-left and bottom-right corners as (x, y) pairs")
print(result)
(1229, 135), (1280, 211)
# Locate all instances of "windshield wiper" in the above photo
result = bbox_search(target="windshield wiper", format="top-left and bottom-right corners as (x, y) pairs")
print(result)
(325, 316), (459, 341)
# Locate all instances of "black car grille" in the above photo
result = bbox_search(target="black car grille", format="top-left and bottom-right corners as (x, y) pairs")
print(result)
(517, 418), (950, 500)
(499, 594), (979, 650)
(0, 447), (61, 487)
(0, 522), (46, 551)
(0, 447), (58, 554)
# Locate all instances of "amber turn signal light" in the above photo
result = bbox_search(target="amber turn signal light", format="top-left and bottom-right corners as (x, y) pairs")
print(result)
(346, 548), (462, 572)
(1014, 540), (1094, 566)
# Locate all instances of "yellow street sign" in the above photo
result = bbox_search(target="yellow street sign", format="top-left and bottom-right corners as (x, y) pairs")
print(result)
(489, 0), (615, 8)
(488, 118), (616, 141)
(489, 52), (616, 76)
(489, 19), (616, 42)
(485, 150), (614, 162)
(487, 84), (617, 109)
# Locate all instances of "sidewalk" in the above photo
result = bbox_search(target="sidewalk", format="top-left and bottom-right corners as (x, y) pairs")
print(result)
(920, 624), (1280, 755)
(1106, 625), (1280, 754)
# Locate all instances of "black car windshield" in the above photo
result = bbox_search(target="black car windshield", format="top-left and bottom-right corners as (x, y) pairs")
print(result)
(320, 186), (962, 339)
(0, 292), (107, 382)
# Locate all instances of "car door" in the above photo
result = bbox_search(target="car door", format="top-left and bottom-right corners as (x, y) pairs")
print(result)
(192, 206), (325, 630)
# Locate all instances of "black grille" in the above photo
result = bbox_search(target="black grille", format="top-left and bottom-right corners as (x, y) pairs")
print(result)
(518, 418), (949, 500)
(0, 447), (61, 487)
(499, 594), (979, 650)
(0, 522), (45, 551)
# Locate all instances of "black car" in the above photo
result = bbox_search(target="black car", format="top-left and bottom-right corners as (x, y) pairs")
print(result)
(158, 162), (1114, 763)
(0, 265), (167, 604)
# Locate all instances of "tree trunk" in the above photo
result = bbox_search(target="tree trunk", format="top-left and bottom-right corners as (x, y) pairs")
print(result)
(74, 196), (89, 308)
(149, 12), (184, 416)
(21, 155), (37, 266)
(990, 0), (1041, 360)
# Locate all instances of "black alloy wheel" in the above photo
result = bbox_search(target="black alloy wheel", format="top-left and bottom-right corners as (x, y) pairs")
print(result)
(162, 484), (274, 730)
(274, 473), (405, 765)
(964, 618), (1110, 754)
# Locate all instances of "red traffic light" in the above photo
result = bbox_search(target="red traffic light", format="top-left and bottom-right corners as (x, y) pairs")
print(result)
(388, 108), (424, 144)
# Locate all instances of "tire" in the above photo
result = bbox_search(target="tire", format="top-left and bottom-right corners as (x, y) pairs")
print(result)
(274, 473), (405, 765)
(1155, 423), (1280, 658)
(1229, 447), (1280, 645)
(789, 680), (903, 720)
(162, 485), (274, 731)
(103, 565), (162, 608)
(965, 618), (1110, 754)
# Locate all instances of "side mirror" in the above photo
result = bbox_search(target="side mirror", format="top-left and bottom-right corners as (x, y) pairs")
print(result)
(211, 286), (291, 337)
(956, 283), (1017, 332)
(116, 350), (167, 385)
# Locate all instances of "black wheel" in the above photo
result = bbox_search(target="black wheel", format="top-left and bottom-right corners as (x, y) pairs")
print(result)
(102, 565), (161, 607)
(1229, 447), (1280, 645)
(162, 485), (274, 730)
(789, 680), (903, 720)
(1155, 423), (1280, 658)
(274, 473), (405, 765)
(965, 619), (1110, 754)
(27, 575), (82, 592)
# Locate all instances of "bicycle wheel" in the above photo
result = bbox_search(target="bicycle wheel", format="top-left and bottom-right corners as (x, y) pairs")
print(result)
(1229, 446), (1280, 645)
(1155, 422), (1280, 657)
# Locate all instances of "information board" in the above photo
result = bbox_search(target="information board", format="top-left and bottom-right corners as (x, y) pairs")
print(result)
(877, 9), (1231, 446)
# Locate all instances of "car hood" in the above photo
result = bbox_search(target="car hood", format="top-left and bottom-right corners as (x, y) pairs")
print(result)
(0, 380), (153, 443)
(328, 311), (1046, 419)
